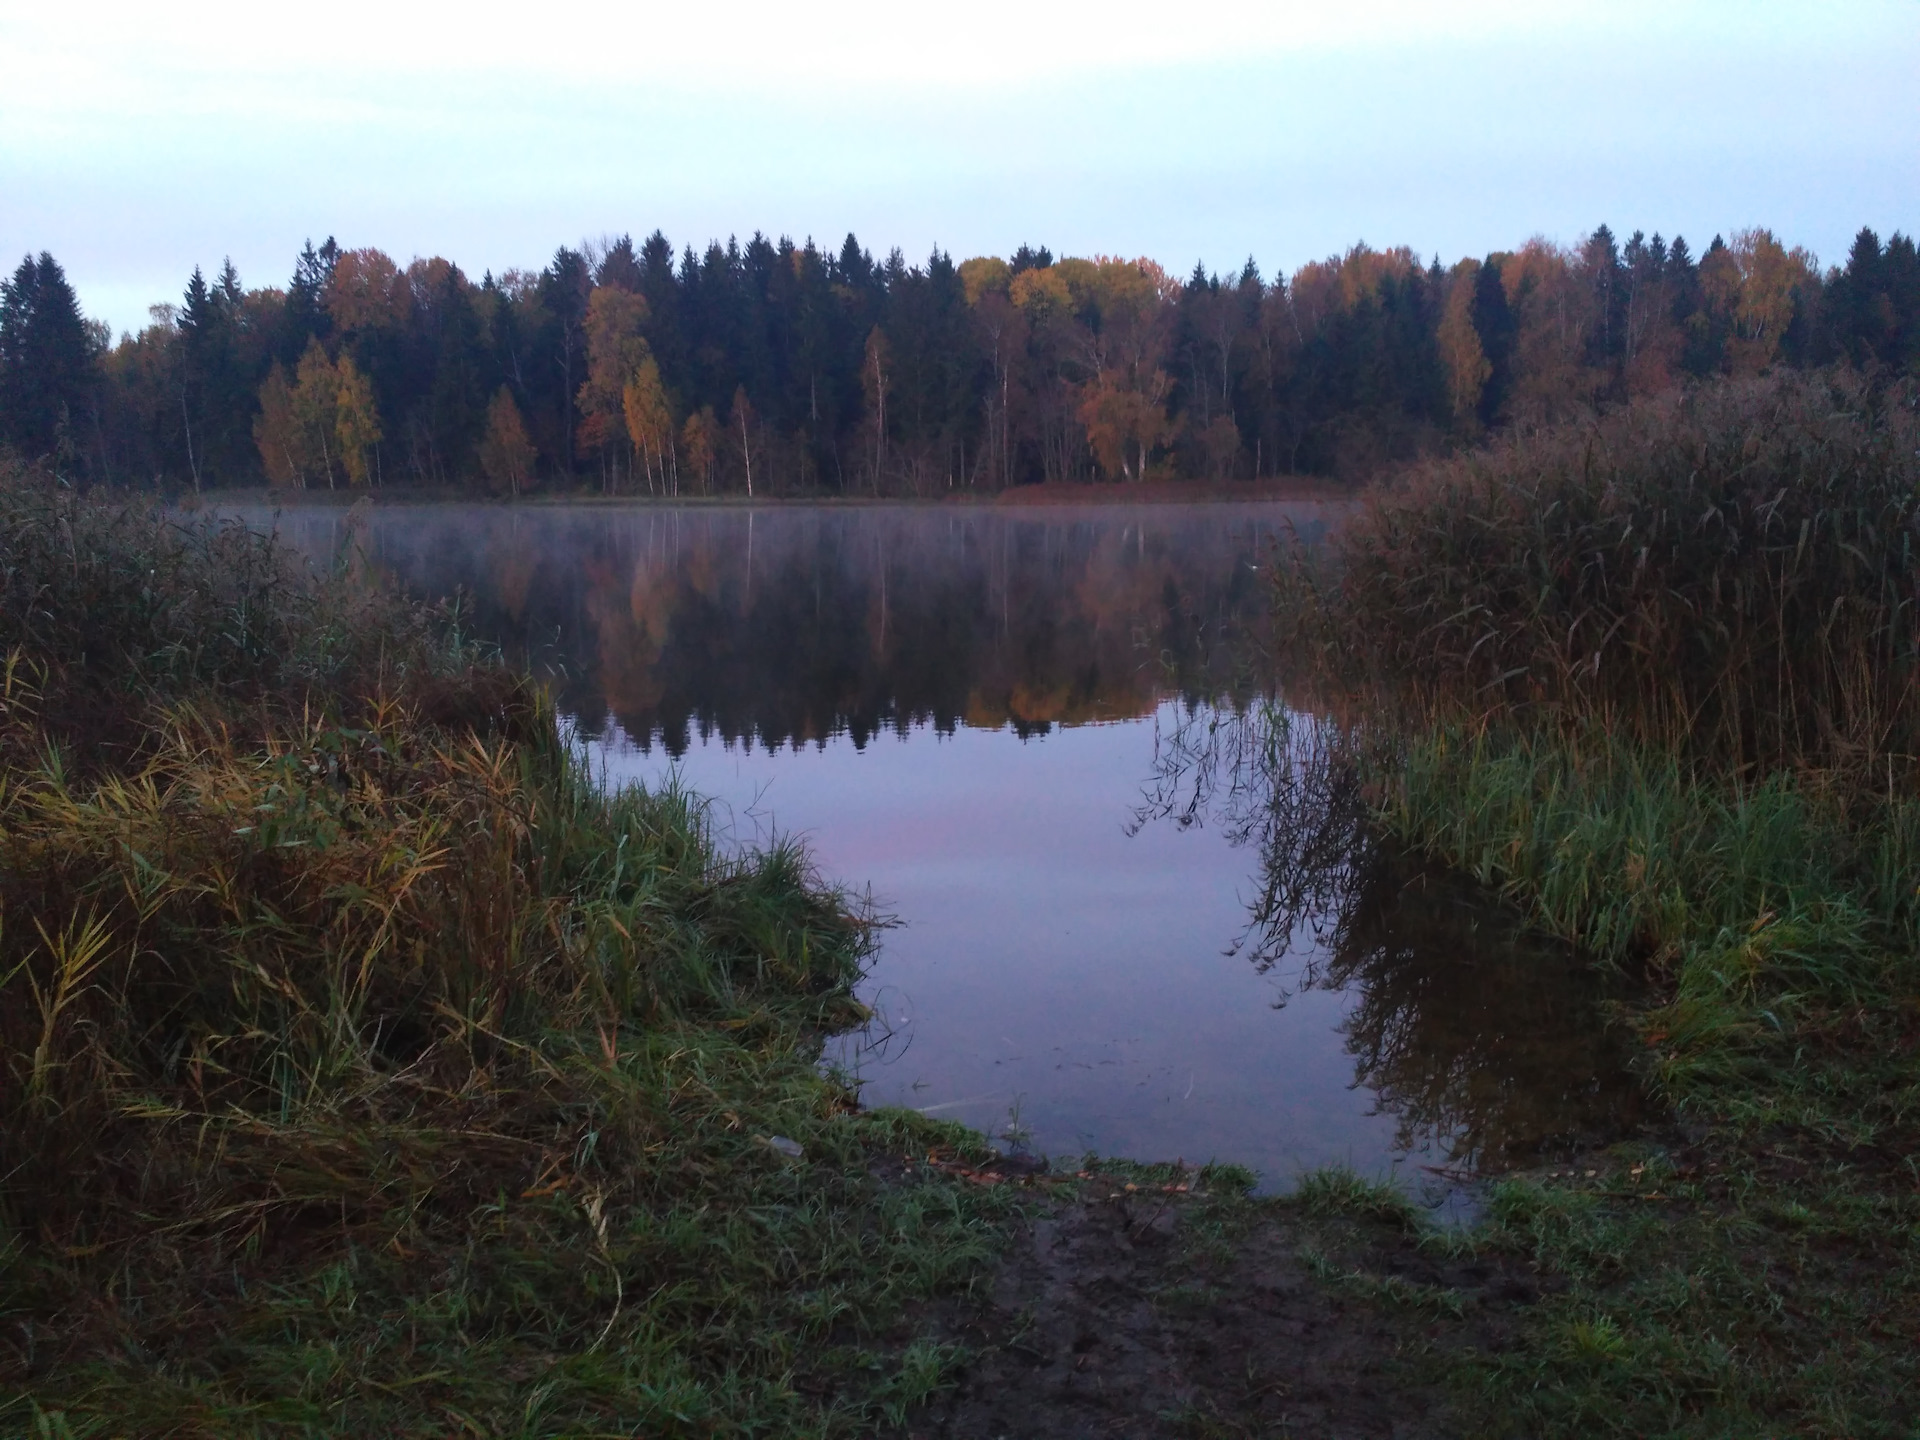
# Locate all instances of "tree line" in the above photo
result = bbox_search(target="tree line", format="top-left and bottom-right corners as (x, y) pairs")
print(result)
(2, 224), (1916, 495)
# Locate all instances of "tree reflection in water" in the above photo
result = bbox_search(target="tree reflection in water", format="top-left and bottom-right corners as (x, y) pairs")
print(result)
(1138, 705), (1647, 1170)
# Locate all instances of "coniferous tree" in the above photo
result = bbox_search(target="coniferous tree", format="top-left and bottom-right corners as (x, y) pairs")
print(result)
(1469, 256), (1516, 427)
(282, 238), (337, 365)
(538, 247), (592, 468)
(0, 252), (97, 466)
(175, 261), (261, 485)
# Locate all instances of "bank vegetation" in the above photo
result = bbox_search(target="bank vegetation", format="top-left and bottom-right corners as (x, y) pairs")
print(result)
(1281, 367), (1920, 1434)
(0, 460), (1011, 1436)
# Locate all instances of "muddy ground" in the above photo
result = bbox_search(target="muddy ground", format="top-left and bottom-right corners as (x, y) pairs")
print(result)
(890, 1160), (1553, 1440)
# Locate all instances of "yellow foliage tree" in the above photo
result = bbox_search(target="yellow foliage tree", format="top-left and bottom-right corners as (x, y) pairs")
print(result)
(959, 256), (1011, 307)
(253, 337), (348, 488)
(1708, 228), (1814, 375)
(293, 340), (342, 487)
(1009, 266), (1072, 321)
(253, 363), (302, 487)
(480, 387), (536, 499)
(622, 355), (674, 494)
(332, 355), (382, 487)
(1437, 259), (1491, 425)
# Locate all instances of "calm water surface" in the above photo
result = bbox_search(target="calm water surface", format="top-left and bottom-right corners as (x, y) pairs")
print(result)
(260, 500), (1640, 1199)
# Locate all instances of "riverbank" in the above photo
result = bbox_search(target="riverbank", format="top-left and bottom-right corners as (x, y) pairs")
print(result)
(0, 465), (1037, 1435)
(1271, 371), (1920, 1434)
(172, 476), (1348, 511)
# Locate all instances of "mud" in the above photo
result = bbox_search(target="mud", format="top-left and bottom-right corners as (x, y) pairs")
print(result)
(898, 1169), (1548, 1439)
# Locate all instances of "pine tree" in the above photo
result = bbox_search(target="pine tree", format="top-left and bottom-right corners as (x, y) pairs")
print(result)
(282, 237), (337, 364)
(1832, 227), (1886, 366)
(0, 252), (97, 465)
(176, 261), (259, 484)
(1469, 257), (1516, 427)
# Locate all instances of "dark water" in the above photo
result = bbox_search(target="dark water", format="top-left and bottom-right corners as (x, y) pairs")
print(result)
(257, 500), (1641, 1201)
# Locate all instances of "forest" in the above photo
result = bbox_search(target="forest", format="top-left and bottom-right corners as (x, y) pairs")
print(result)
(1, 223), (1916, 495)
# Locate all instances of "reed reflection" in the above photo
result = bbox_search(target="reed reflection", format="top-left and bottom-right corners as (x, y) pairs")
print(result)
(1139, 707), (1645, 1168)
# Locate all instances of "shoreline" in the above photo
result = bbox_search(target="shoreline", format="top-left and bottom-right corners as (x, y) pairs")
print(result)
(179, 477), (1355, 510)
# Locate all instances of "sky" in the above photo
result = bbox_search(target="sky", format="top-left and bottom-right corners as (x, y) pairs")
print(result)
(4, 0), (1917, 338)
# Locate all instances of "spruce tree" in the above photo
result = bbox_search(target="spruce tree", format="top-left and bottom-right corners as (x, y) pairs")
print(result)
(0, 252), (97, 464)
(1469, 257), (1515, 427)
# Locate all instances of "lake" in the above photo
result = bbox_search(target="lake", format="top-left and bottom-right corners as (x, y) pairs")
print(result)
(256, 499), (1640, 1205)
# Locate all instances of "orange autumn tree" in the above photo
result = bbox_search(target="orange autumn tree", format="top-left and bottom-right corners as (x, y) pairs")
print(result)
(480, 386), (536, 498)
(1436, 258), (1492, 427)
(680, 407), (719, 495)
(324, 248), (410, 335)
(1072, 258), (1177, 481)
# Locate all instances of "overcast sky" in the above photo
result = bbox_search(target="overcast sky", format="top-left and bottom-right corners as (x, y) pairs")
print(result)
(5, 0), (1917, 338)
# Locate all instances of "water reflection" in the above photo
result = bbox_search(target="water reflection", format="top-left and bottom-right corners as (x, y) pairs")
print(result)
(1140, 707), (1645, 1170)
(263, 502), (1304, 749)
(254, 499), (1640, 1188)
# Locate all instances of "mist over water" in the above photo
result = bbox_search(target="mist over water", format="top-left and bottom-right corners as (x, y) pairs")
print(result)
(257, 499), (1639, 1197)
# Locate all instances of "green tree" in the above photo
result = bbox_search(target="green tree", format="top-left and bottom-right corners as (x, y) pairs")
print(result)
(177, 260), (259, 485)
(0, 252), (98, 467)
(1469, 256), (1516, 427)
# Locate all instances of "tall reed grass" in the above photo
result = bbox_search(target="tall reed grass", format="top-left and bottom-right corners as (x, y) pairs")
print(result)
(1277, 371), (1920, 1096)
(1281, 370), (1920, 778)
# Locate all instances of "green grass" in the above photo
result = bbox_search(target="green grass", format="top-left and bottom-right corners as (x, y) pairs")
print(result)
(1363, 729), (1920, 1434)
(1382, 728), (1920, 1110)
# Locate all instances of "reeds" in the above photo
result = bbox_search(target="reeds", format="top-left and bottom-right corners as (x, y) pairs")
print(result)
(1281, 370), (1920, 779)
(1274, 370), (1920, 1097)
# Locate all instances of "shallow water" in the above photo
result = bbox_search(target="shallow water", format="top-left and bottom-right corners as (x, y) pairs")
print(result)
(257, 499), (1640, 1198)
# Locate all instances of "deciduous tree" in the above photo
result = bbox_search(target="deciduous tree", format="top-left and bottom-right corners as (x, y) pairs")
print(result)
(333, 354), (381, 486)
(480, 386), (535, 498)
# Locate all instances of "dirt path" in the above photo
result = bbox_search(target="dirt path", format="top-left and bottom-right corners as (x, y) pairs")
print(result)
(898, 1167), (1545, 1439)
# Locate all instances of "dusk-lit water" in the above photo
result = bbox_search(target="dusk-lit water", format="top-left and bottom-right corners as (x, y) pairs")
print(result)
(256, 499), (1640, 1200)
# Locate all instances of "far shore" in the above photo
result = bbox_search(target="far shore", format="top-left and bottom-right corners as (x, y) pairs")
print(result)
(180, 476), (1354, 509)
